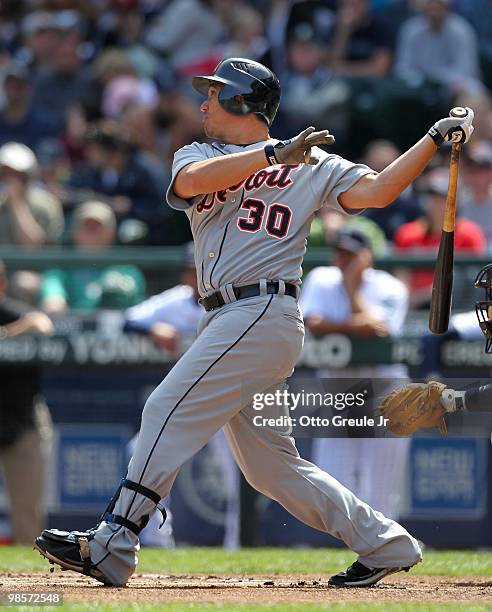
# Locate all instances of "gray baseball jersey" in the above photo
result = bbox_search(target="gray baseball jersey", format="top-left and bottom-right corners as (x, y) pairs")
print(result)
(166, 140), (374, 294)
(86, 141), (422, 586)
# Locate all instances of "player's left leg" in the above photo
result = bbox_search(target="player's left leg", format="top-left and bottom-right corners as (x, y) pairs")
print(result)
(223, 400), (422, 586)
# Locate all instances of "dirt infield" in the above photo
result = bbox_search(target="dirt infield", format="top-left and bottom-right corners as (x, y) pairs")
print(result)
(0, 572), (491, 605)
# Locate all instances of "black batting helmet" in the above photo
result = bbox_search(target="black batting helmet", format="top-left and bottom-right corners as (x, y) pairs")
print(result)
(192, 58), (281, 126)
(475, 263), (492, 353)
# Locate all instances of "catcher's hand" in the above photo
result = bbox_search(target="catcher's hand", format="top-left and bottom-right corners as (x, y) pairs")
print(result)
(273, 127), (335, 165)
(379, 381), (448, 436)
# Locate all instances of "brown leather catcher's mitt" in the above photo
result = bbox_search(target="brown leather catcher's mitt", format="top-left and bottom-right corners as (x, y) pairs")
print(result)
(379, 381), (448, 436)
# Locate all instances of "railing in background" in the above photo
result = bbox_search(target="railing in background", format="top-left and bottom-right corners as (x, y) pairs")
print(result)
(0, 246), (490, 270)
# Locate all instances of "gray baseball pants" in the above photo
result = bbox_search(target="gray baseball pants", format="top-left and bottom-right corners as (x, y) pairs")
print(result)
(87, 292), (422, 585)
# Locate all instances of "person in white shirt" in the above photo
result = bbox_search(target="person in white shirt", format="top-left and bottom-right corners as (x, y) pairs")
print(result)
(124, 245), (202, 353)
(394, 0), (484, 96)
(301, 227), (410, 519)
(125, 244), (239, 548)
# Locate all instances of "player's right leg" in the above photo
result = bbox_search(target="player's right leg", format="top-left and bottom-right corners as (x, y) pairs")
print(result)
(35, 293), (303, 585)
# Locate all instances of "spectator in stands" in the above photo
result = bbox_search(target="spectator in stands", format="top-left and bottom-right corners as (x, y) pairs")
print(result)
(218, 5), (268, 62)
(460, 141), (492, 245)
(17, 11), (61, 75)
(32, 16), (94, 131)
(98, 0), (160, 80)
(0, 141), (64, 303)
(36, 138), (72, 207)
(40, 200), (145, 313)
(328, 0), (393, 78)
(101, 73), (159, 121)
(68, 120), (178, 245)
(60, 101), (92, 168)
(394, 0), (483, 97)
(91, 47), (136, 92)
(454, 0), (492, 90)
(285, 0), (337, 44)
(279, 22), (350, 137)
(144, 0), (224, 74)
(361, 140), (422, 241)
(301, 226), (410, 520)
(124, 243), (201, 354)
(0, 142), (64, 248)
(302, 226), (406, 340)
(0, 259), (54, 544)
(0, 62), (58, 150)
(394, 166), (486, 308)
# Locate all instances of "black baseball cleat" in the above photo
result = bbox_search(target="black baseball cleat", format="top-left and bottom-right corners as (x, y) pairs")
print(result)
(328, 560), (413, 587)
(34, 529), (113, 586)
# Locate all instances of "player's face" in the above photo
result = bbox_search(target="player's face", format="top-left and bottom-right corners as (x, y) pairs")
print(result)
(200, 85), (235, 140)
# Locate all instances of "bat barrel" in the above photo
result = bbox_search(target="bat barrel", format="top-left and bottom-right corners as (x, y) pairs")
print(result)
(429, 230), (455, 334)
(428, 142), (462, 334)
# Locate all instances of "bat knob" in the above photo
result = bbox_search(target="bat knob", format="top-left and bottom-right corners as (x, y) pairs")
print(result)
(449, 106), (468, 118)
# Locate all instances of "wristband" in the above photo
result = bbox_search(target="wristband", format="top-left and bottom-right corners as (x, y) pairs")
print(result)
(264, 143), (278, 166)
(440, 388), (466, 413)
(427, 125), (444, 146)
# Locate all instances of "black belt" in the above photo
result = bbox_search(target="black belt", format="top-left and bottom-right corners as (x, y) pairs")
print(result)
(199, 281), (297, 312)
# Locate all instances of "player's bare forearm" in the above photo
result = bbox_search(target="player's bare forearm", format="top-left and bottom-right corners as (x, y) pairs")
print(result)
(174, 148), (269, 199)
(339, 135), (437, 210)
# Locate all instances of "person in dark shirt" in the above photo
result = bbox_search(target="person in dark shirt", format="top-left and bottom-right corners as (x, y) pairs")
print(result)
(0, 63), (58, 150)
(69, 120), (188, 245)
(31, 27), (94, 132)
(329, 0), (393, 77)
(0, 260), (54, 544)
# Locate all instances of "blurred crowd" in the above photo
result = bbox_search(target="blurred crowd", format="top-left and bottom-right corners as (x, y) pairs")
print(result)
(0, 0), (489, 310)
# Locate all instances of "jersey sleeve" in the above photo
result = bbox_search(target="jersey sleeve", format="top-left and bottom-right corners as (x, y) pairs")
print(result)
(310, 150), (375, 214)
(166, 142), (210, 211)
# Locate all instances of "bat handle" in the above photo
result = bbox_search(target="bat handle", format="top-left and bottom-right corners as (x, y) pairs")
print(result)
(442, 142), (461, 233)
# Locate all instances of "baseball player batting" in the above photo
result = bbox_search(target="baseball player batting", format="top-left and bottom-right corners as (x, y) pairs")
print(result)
(35, 58), (475, 587)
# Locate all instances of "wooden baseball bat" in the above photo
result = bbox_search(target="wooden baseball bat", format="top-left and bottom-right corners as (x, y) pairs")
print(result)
(428, 112), (464, 334)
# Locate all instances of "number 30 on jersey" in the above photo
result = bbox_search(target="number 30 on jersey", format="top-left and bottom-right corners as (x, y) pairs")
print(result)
(237, 197), (292, 239)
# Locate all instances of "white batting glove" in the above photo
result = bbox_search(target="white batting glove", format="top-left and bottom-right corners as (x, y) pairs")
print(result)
(428, 106), (474, 146)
